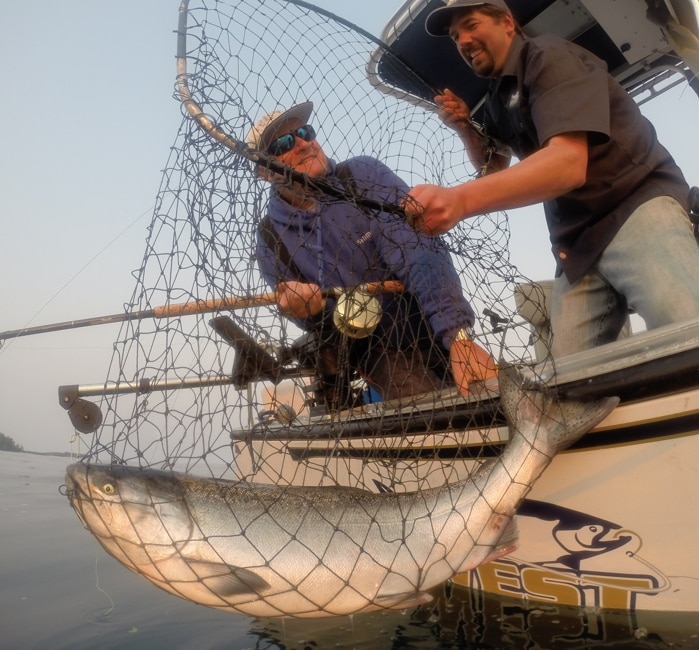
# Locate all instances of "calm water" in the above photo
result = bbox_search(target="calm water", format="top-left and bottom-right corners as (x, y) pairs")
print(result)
(2, 450), (697, 649)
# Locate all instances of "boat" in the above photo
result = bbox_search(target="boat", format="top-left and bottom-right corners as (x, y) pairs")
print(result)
(45, 0), (699, 618)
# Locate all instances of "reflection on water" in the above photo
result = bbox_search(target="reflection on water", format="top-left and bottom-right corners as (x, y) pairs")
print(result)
(413, 582), (699, 649)
(245, 582), (699, 649)
(2, 451), (698, 649)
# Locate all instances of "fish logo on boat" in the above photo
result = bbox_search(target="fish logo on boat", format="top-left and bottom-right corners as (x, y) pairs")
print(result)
(457, 499), (670, 610)
(518, 500), (637, 570)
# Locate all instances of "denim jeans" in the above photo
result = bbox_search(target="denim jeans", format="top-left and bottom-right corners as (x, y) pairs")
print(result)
(550, 196), (699, 357)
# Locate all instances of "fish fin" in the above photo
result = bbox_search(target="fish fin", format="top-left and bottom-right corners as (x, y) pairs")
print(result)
(481, 544), (517, 566)
(373, 479), (394, 493)
(192, 562), (270, 596)
(497, 517), (518, 549)
(483, 518), (518, 564)
(374, 591), (434, 610)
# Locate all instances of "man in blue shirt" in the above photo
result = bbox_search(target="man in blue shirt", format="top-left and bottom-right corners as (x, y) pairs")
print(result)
(248, 101), (496, 406)
(406, 0), (699, 356)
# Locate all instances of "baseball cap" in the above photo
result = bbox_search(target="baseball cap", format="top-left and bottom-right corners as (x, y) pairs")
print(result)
(425, 0), (512, 37)
(246, 101), (314, 151)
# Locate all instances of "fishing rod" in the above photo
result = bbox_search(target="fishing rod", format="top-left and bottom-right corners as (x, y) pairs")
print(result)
(0, 281), (403, 341)
(58, 371), (283, 435)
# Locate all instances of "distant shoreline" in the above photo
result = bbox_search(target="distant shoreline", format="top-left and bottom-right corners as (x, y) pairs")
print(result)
(3, 449), (74, 458)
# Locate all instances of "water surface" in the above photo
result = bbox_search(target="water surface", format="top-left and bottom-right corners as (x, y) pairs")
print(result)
(1, 451), (696, 649)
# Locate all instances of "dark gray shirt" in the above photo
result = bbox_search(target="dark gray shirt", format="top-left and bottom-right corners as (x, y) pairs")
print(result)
(483, 33), (689, 282)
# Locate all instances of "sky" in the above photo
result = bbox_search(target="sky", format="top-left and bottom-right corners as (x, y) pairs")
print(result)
(1, 1), (697, 453)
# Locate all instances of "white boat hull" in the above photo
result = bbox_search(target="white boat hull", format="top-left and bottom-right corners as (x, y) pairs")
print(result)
(232, 380), (699, 613)
(459, 425), (699, 612)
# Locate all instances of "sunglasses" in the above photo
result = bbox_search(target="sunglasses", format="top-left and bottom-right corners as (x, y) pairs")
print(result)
(267, 125), (316, 156)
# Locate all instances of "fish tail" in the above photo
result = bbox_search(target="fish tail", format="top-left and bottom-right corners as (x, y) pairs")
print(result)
(499, 365), (619, 454)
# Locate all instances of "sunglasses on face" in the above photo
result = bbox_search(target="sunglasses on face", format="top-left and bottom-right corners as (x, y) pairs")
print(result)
(267, 125), (316, 156)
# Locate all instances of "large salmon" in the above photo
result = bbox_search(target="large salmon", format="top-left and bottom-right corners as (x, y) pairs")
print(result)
(65, 366), (618, 618)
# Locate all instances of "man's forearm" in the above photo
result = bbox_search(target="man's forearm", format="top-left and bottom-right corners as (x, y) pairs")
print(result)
(456, 132), (588, 218)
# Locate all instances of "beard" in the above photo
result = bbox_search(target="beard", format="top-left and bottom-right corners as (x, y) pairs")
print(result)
(461, 47), (496, 78)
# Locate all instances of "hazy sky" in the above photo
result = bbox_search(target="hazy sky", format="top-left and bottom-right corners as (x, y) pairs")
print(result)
(1, 1), (697, 452)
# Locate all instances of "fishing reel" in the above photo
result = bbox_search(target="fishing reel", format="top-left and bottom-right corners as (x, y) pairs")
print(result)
(332, 287), (383, 339)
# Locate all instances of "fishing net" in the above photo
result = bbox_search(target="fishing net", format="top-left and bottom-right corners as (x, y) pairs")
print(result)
(62, 0), (568, 619)
(67, 0), (550, 478)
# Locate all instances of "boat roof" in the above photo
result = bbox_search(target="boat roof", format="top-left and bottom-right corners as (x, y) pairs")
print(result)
(369, 0), (699, 117)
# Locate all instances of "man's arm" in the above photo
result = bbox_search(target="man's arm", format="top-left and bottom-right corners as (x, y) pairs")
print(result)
(255, 224), (326, 329)
(406, 131), (589, 235)
(372, 194), (499, 396)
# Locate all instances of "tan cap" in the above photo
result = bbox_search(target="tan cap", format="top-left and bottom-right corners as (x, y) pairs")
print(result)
(246, 101), (314, 151)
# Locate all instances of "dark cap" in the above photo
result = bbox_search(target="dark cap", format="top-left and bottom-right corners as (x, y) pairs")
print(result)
(425, 0), (512, 37)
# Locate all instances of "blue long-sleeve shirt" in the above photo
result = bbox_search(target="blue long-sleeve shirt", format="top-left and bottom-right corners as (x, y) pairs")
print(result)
(255, 156), (475, 355)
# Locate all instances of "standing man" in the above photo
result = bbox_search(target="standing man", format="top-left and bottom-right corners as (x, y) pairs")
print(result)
(406, 0), (699, 356)
(248, 101), (496, 405)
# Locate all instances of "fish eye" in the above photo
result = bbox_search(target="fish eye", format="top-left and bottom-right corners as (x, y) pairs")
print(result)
(102, 483), (116, 495)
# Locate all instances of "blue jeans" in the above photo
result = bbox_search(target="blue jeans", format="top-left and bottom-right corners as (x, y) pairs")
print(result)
(550, 196), (699, 356)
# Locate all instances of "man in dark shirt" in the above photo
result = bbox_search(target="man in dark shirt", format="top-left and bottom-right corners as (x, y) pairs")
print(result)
(405, 0), (699, 356)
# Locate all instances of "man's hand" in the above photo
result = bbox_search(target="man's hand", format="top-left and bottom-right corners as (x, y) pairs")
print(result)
(276, 280), (326, 319)
(404, 184), (467, 236)
(435, 88), (473, 136)
(449, 338), (498, 397)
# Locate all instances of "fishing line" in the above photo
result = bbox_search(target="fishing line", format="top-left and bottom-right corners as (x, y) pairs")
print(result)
(0, 205), (153, 353)
(87, 552), (116, 623)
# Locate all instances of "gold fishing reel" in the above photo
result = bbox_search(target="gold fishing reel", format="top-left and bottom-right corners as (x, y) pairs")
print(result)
(332, 287), (383, 339)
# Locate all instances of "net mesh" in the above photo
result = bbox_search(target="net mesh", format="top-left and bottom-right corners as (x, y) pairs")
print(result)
(63, 0), (564, 618)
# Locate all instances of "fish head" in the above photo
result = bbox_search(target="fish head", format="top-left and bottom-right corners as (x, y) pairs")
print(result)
(65, 463), (278, 611)
(64, 462), (195, 569)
